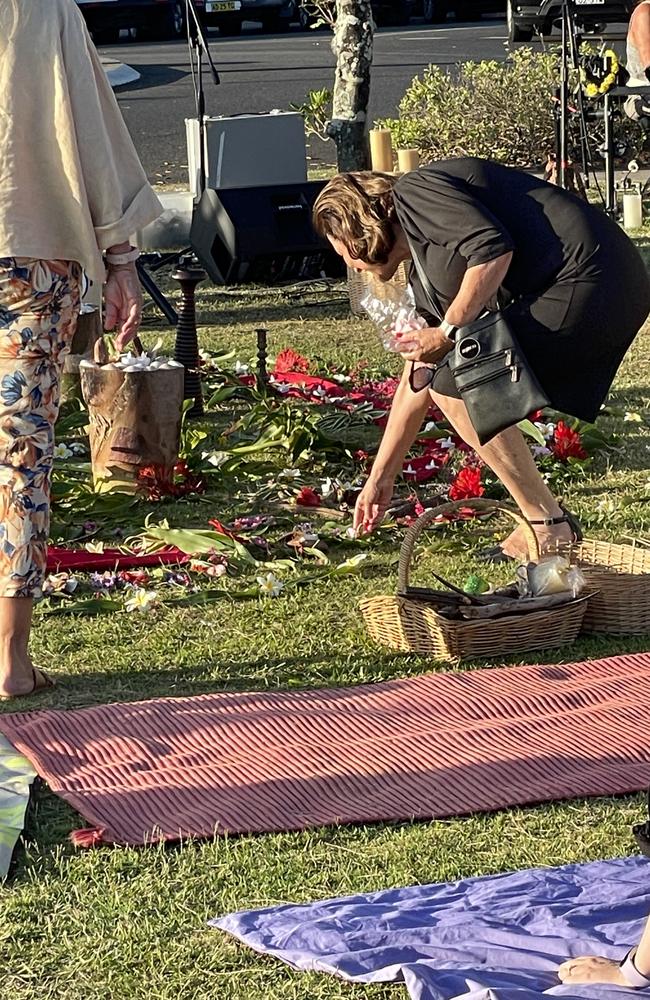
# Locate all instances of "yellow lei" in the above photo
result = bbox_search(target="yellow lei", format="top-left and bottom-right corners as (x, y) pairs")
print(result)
(581, 49), (619, 98)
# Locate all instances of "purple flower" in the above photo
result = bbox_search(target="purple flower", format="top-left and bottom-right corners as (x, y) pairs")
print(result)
(232, 514), (270, 531)
(163, 571), (192, 587)
(90, 571), (117, 591)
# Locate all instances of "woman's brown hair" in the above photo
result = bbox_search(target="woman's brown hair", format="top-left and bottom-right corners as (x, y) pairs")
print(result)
(312, 172), (399, 265)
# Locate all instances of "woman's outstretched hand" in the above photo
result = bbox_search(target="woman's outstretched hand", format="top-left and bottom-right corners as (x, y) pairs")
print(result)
(353, 477), (395, 535)
(104, 263), (144, 350)
(395, 326), (454, 365)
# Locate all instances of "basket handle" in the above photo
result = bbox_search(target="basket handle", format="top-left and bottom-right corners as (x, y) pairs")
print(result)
(397, 498), (541, 594)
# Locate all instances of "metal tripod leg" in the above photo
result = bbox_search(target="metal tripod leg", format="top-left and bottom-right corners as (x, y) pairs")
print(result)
(603, 93), (617, 218)
(136, 259), (179, 326)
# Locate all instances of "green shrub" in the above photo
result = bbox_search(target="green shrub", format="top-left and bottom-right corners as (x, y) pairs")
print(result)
(377, 48), (561, 168)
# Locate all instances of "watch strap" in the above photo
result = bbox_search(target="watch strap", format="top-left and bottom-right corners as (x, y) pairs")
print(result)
(440, 319), (459, 342)
(104, 246), (140, 265)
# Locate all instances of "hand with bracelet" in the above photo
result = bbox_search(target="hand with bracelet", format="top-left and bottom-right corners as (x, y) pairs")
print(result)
(394, 320), (457, 365)
(103, 241), (144, 350)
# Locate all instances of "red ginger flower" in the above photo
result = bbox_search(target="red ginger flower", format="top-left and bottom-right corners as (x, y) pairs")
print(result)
(448, 465), (485, 501)
(551, 420), (587, 461)
(273, 348), (310, 374)
(296, 486), (321, 507)
(137, 462), (206, 500)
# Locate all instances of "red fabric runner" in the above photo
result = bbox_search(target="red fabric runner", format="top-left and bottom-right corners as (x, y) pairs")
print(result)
(46, 546), (189, 574)
(1, 651), (649, 847)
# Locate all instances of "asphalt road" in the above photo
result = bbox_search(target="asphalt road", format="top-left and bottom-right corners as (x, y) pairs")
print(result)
(105, 16), (627, 185)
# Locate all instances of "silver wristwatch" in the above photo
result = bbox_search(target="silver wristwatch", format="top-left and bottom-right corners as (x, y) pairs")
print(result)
(439, 319), (459, 342)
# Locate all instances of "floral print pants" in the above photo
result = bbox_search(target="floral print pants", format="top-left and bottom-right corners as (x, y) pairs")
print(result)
(0, 259), (81, 597)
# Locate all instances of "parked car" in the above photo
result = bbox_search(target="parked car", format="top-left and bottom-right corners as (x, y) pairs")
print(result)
(416, 1), (505, 24)
(296, 1), (415, 30)
(76, 0), (186, 42)
(199, 0), (295, 34)
(506, 0), (633, 43)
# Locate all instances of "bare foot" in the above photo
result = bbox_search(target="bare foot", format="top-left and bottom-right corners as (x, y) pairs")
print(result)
(0, 640), (54, 698)
(0, 665), (55, 699)
(500, 521), (575, 561)
(557, 956), (628, 987)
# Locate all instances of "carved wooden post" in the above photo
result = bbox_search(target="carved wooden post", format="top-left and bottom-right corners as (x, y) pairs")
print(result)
(172, 255), (205, 417)
(256, 327), (268, 392)
(327, 0), (374, 171)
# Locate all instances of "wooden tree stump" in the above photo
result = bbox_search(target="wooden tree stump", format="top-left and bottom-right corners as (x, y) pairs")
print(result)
(80, 365), (185, 492)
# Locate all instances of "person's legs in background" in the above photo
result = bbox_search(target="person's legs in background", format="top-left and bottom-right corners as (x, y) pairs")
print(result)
(0, 259), (80, 697)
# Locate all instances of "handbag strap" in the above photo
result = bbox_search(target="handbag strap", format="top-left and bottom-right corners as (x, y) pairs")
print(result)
(405, 237), (445, 324)
(406, 236), (510, 328)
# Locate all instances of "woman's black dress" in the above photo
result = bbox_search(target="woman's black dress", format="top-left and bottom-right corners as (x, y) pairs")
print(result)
(393, 158), (650, 422)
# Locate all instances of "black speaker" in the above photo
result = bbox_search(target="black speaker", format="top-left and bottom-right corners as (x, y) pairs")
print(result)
(189, 181), (344, 285)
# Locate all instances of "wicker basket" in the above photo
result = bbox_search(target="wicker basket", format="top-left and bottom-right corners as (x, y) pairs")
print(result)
(348, 261), (410, 316)
(360, 499), (591, 661)
(566, 539), (650, 635)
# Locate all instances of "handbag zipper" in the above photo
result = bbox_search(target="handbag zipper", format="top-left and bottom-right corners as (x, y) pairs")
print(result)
(453, 347), (514, 375)
(457, 364), (521, 392)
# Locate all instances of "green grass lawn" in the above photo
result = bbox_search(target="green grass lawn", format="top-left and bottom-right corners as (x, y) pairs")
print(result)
(1, 265), (650, 999)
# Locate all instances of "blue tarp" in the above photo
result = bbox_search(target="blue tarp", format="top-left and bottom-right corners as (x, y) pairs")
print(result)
(212, 856), (650, 999)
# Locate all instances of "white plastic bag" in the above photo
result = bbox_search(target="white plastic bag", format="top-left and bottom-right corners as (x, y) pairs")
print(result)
(517, 555), (587, 598)
(359, 283), (427, 352)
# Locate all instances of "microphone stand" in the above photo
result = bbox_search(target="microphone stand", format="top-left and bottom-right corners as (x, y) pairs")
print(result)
(136, 0), (220, 324)
(539, 0), (586, 191)
(185, 0), (220, 200)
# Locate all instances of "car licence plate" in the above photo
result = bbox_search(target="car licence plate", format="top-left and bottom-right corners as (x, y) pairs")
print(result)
(574, 0), (605, 5)
(206, 1), (242, 11)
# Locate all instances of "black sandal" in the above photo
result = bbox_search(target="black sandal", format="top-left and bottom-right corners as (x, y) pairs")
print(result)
(476, 506), (583, 563)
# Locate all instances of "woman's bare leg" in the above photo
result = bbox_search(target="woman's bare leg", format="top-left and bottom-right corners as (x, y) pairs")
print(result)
(431, 390), (574, 558)
(0, 597), (38, 697)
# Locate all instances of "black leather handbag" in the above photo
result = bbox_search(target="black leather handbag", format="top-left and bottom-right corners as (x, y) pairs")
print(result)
(409, 247), (550, 445)
(449, 311), (551, 444)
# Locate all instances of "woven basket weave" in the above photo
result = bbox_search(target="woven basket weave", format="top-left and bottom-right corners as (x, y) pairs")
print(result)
(360, 499), (591, 662)
(347, 261), (410, 316)
(567, 539), (650, 635)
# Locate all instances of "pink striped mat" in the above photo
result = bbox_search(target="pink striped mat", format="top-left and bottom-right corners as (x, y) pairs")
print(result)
(1, 652), (649, 847)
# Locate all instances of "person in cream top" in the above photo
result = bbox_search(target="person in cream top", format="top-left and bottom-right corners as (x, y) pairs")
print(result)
(0, 0), (162, 698)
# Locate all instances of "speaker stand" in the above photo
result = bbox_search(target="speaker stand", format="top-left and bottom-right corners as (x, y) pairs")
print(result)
(137, 254), (180, 326)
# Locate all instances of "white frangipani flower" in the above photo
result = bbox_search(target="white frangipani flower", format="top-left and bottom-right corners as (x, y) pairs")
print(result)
(257, 573), (284, 598)
(533, 420), (557, 439)
(125, 589), (158, 613)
